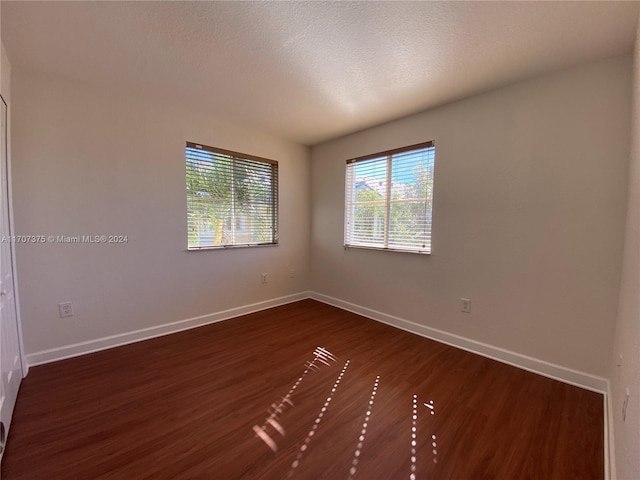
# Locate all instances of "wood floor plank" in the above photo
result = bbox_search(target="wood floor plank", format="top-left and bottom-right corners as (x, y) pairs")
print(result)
(1, 300), (604, 479)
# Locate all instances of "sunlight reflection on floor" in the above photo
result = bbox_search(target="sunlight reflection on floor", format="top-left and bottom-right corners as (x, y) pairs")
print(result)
(252, 347), (439, 478)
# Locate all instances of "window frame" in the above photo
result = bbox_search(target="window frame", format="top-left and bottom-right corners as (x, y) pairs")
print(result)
(344, 141), (435, 255)
(186, 141), (279, 251)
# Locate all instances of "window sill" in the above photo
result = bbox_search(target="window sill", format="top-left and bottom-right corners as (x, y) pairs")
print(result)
(187, 242), (279, 251)
(344, 244), (431, 255)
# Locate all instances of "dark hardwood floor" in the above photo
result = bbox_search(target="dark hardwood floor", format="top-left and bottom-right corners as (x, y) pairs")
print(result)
(2, 300), (604, 479)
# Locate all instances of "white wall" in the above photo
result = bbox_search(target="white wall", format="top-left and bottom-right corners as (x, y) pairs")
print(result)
(609, 15), (640, 480)
(310, 55), (631, 379)
(11, 68), (310, 359)
(0, 47), (8, 101)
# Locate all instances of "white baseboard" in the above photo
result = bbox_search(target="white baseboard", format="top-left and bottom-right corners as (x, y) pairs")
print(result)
(26, 291), (311, 367)
(604, 382), (616, 480)
(28, 289), (609, 395)
(310, 292), (608, 394)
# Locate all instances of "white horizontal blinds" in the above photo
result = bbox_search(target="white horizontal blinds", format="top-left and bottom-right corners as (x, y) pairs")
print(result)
(388, 146), (435, 251)
(186, 142), (278, 249)
(345, 155), (389, 248)
(186, 148), (232, 249)
(345, 141), (434, 253)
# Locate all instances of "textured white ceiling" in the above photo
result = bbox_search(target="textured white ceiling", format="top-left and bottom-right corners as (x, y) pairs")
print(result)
(2, 1), (638, 145)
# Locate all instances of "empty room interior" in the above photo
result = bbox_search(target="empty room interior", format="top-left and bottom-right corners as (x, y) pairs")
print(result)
(0, 1), (639, 479)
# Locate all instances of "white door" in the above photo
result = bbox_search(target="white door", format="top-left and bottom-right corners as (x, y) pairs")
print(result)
(0, 94), (23, 459)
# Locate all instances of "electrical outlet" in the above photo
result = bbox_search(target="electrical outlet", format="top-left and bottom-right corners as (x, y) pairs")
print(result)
(261, 273), (268, 284)
(58, 301), (74, 318)
(617, 354), (623, 367)
(460, 298), (471, 313)
(289, 269), (296, 278)
(622, 387), (630, 422)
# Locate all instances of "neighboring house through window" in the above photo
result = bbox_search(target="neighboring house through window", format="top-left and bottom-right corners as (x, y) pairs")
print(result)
(344, 141), (435, 254)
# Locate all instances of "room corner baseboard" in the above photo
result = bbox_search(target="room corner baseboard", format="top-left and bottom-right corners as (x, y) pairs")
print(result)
(26, 291), (312, 367)
(28, 289), (608, 395)
(310, 292), (608, 394)
(604, 381), (616, 480)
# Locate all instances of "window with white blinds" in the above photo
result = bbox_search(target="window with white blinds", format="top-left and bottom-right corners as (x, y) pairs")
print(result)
(344, 141), (435, 254)
(186, 142), (278, 249)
